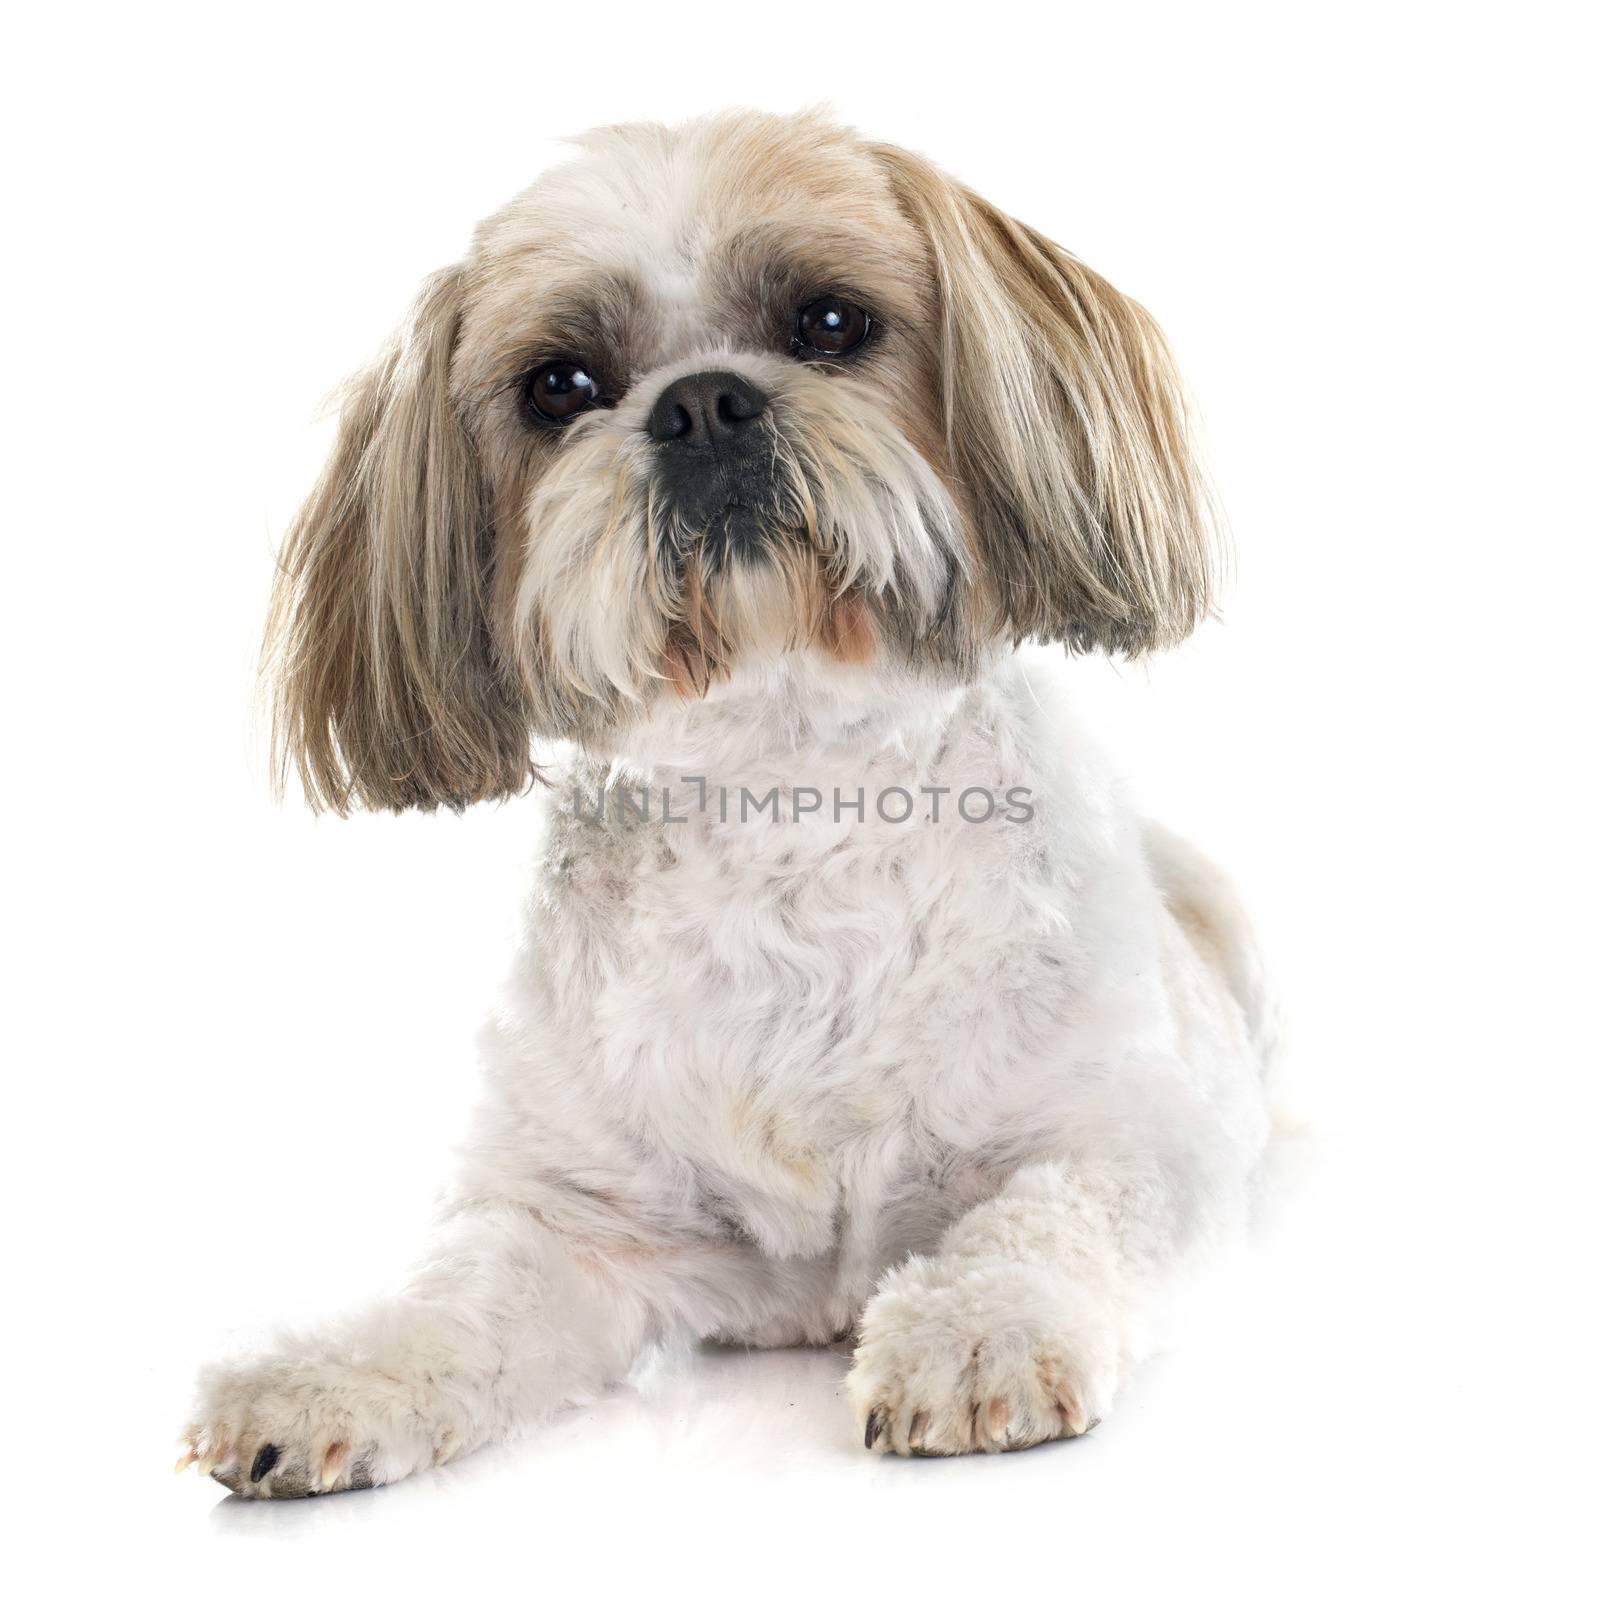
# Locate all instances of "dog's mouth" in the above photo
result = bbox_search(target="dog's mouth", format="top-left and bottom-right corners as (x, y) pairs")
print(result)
(682, 500), (780, 573)
(650, 439), (804, 576)
(658, 538), (875, 699)
(647, 426), (862, 687)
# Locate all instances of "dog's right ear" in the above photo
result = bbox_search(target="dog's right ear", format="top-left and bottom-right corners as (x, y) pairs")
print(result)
(264, 266), (533, 814)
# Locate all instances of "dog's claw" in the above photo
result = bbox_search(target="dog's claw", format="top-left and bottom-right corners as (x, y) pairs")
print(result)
(319, 1440), (349, 1490)
(1052, 1384), (1091, 1436)
(250, 1443), (280, 1484)
(987, 1396), (1011, 1444)
(864, 1407), (887, 1449)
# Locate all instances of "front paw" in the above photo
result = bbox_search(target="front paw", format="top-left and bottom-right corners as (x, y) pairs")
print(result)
(848, 1257), (1120, 1456)
(177, 1350), (459, 1498)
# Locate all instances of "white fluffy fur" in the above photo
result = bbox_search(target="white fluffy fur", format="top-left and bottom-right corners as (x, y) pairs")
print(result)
(186, 652), (1271, 1490)
(184, 115), (1273, 1495)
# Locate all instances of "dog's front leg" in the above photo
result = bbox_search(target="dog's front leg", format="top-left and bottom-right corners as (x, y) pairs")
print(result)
(181, 1200), (649, 1496)
(848, 1161), (1157, 1456)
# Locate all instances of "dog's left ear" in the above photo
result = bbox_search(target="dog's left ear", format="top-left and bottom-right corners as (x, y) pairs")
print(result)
(875, 144), (1219, 654)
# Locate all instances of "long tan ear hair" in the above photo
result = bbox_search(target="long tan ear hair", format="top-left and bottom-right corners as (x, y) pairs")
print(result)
(264, 266), (532, 813)
(875, 145), (1220, 654)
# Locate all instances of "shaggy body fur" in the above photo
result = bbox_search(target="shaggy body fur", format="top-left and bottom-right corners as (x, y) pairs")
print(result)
(183, 111), (1273, 1494)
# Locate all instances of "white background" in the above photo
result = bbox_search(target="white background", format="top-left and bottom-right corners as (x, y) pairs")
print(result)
(5, 2), (1595, 1593)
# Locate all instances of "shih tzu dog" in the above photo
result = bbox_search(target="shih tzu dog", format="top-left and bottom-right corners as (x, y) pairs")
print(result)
(180, 109), (1274, 1496)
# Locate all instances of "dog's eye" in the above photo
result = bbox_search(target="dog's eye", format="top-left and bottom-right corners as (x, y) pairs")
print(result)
(795, 298), (871, 357)
(525, 361), (603, 424)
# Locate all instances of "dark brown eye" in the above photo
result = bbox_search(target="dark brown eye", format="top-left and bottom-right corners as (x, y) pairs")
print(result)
(525, 360), (602, 423)
(796, 298), (871, 357)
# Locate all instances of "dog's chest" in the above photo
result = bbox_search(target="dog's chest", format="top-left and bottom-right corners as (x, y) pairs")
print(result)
(579, 814), (1078, 1258)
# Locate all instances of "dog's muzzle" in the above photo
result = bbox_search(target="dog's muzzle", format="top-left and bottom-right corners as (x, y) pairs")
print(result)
(647, 369), (783, 566)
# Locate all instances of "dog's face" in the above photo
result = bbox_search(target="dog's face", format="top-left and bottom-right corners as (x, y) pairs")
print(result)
(267, 111), (1216, 812)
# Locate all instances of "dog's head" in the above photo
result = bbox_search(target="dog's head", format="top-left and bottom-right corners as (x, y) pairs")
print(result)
(267, 110), (1217, 811)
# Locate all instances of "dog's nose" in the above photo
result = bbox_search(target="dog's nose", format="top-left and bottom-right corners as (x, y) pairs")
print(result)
(647, 370), (767, 447)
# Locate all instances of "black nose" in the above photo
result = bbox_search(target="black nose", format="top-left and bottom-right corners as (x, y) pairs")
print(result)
(647, 370), (767, 447)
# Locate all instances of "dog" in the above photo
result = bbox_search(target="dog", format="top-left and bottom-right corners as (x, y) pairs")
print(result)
(179, 109), (1274, 1496)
